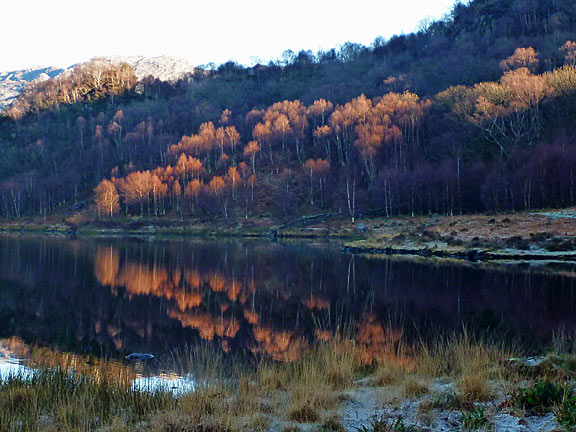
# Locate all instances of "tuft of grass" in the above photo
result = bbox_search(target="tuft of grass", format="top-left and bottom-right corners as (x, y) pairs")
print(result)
(355, 415), (416, 432)
(402, 377), (429, 398)
(416, 330), (512, 405)
(373, 361), (408, 386)
(458, 373), (493, 403)
(287, 402), (321, 423)
(418, 391), (468, 412)
(416, 331), (510, 381)
(287, 382), (337, 423)
(317, 415), (346, 431)
(322, 340), (361, 390)
(461, 406), (491, 431)
(243, 414), (271, 431)
(233, 375), (263, 416)
(258, 362), (288, 392)
(257, 336), (363, 423)
(149, 409), (234, 432)
(282, 426), (303, 432)
(168, 343), (233, 387)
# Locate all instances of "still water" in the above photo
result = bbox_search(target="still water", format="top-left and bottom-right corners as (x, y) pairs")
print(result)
(0, 234), (575, 387)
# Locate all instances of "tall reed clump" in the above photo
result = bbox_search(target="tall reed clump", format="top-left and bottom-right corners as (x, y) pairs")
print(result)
(257, 336), (364, 423)
(416, 330), (513, 403)
(151, 343), (244, 431)
(0, 367), (175, 431)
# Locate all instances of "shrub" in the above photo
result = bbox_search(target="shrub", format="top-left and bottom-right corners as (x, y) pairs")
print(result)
(354, 415), (418, 432)
(557, 394), (576, 429)
(461, 406), (490, 431)
(515, 380), (569, 414)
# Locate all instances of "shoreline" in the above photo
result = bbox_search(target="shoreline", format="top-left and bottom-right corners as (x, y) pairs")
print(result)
(2, 209), (576, 264)
(342, 243), (576, 263)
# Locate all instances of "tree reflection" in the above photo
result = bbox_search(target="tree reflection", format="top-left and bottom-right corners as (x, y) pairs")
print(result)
(0, 236), (574, 366)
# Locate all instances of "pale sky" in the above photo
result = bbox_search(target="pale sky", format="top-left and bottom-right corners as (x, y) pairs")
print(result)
(2, 0), (459, 71)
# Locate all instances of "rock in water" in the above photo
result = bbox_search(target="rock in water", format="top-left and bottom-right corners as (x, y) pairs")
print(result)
(125, 353), (154, 361)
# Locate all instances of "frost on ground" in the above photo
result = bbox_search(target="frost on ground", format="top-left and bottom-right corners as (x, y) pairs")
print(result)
(266, 378), (563, 432)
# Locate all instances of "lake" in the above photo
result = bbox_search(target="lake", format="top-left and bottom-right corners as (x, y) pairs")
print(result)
(0, 234), (575, 387)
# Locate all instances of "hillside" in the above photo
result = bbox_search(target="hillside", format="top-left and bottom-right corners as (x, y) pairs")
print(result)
(1, 0), (576, 226)
(0, 66), (64, 109)
(0, 55), (197, 109)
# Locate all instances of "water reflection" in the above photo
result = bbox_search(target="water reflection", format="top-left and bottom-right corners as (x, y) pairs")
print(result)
(0, 234), (575, 369)
(0, 337), (194, 394)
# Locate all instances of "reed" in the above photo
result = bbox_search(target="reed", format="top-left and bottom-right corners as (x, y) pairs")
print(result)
(0, 368), (174, 431)
(0, 332), (529, 431)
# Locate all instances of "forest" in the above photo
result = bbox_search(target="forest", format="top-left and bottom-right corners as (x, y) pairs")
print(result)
(2, 0), (576, 222)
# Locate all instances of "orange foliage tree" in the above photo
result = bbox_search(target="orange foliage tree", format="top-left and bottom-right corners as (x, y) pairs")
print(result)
(94, 179), (119, 218)
(473, 67), (553, 155)
(117, 171), (154, 215)
(185, 179), (202, 213)
(244, 141), (260, 173)
(209, 176), (230, 217)
(561, 41), (576, 65)
(302, 159), (330, 206)
(501, 47), (539, 72)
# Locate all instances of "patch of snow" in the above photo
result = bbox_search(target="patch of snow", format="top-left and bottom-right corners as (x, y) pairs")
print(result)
(100, 55), (196, 82)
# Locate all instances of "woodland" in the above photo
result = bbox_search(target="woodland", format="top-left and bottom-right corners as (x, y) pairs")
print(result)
(2, 0), (576, 222)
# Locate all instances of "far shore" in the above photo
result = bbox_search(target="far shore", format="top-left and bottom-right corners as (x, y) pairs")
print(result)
(2, 209), (576, 264)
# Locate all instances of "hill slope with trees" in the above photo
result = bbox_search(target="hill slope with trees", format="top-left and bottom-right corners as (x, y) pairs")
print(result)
(1, 0), (576, 224)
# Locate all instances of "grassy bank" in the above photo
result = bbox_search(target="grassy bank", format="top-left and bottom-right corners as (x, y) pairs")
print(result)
(339, 211), (576, 263)
(0, 213), (359, 240)
(2, 334), (576, 431)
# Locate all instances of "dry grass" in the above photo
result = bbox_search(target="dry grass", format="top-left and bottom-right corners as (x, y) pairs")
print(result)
(286, 382), (338, 423)
(0, 368), (175, 431)
(458, 373), (494, 403)
(242, 414), (271, 431)
(257, 337), (363, 423)
(402, 377), (430, 398)
(373, 361), (408, 386)
(414, 331), (510, 403)
(318, 414), (347, 431)
(282, 426), (303, 432)
(287, 402), (321, 423)
(168, 343), (233, 387)
(416, 331), (511, 380)
(0, 333), (523, 430)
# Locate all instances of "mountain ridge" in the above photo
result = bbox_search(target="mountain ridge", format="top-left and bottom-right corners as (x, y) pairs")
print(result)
(0, 66), (64, 109)
(0, 55), (197, 109)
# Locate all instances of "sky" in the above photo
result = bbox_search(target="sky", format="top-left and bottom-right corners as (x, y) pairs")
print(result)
(2, 0), (459, 71)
